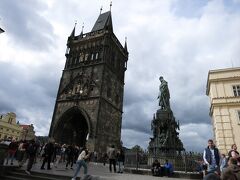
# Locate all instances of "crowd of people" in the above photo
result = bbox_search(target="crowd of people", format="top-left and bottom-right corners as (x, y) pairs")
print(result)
(151, 139), (240, 179)
(202, 139), (240, 180)
(0, 137), (125, 179)
(1, 137), (240, 179)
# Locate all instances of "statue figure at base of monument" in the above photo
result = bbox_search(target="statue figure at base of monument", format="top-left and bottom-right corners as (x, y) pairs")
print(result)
(157, 76), (170, 110)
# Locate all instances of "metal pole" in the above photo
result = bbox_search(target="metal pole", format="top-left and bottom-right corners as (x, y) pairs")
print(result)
(184, 151), (187, 173)
(136, 149), (139, 170)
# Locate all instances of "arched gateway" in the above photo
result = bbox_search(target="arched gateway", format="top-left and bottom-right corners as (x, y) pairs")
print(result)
(49, 11), (128, 153)
(53, 107), (90, 147)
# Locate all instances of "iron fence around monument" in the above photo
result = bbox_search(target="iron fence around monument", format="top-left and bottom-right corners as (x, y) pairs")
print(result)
(124, 150), (203, 173)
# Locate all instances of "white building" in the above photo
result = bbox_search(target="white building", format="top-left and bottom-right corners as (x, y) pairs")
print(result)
(206, 67), (240, 153)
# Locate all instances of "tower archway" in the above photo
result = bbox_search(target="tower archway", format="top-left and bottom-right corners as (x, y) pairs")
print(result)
(53, 107), (90, 147)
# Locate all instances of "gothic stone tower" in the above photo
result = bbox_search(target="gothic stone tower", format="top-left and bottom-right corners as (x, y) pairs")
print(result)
(49, 11), (128, 153)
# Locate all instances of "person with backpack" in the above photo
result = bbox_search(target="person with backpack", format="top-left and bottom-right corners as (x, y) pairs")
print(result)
(108, 145), (116, 173)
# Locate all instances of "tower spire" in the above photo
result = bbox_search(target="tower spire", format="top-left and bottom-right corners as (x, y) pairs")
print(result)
(70, 21), (77, 37)
(110, 1), (112, 11)
(80, 22), (84, 37)
(100, 6), (103, 14)
(124, 37), (128, 52)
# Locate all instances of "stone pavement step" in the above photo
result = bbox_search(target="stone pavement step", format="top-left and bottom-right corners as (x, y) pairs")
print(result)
(10, 171), (73, 180)
(1, 160), (194, 180)
(15, 169), (73, 180)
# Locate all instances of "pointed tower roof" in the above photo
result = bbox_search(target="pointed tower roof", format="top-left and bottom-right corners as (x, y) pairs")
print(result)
(91, 11), (113, 32)
(124, 37), (128, 52)
(70, 23), (76, 37)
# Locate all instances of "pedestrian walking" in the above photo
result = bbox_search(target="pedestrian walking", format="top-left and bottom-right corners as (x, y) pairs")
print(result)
(6, 139), (18, 165)
(116, 149), (125, 173)
(71, 147), (90, 180)
(25, 139), (38, 175)
(93, 151), (98, 165)
(102, 152), (108, 166)
(108, 145), (116, 173)
(40, 139), (54, 170)
(53, 143), (61, 168)
(65, 144), (74, 169)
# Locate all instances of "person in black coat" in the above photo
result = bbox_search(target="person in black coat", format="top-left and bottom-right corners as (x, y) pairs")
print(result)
(66, 144), (75, 169)
(40, 140), (54, 170)
(25, 139), (38, 175)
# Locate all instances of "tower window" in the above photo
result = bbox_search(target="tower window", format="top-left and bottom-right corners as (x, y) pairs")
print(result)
(85, 53), (89, 61)
(233, 85), (240, 96)
(91, 53), (94, 60)
(238, 110), (240, 124)
(96, 53), (99, 60)
(80, 53), (84, 62)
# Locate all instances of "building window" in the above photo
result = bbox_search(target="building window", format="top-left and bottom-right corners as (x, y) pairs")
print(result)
(233, 85), (240, 96)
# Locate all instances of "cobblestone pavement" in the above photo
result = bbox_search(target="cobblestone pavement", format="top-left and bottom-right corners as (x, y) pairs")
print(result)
(5, 159), (190, 180)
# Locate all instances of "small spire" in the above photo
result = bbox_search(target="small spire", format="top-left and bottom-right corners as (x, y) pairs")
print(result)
(70, 21), (77, 37)
(100, 6), (103, 14)
(124, 37), (128, 52)
(80, 22), (84, 37)
(110, 1), (112, 11)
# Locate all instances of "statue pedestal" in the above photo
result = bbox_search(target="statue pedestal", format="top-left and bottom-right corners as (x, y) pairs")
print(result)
(148, 108), (184, 159)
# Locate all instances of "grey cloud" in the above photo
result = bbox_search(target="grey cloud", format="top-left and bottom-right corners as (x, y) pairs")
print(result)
(0, 0), (56, 51)
(179, 123), (213, 152)
(170, 0), (208, 18)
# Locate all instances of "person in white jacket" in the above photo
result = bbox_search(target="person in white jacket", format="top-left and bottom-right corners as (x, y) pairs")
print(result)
(71, 147), (89, 180)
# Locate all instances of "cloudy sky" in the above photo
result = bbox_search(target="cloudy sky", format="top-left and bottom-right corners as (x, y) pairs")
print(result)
(0, 0), (240, 152)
